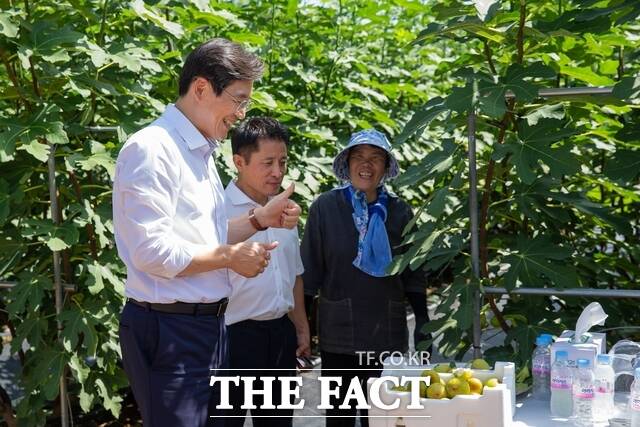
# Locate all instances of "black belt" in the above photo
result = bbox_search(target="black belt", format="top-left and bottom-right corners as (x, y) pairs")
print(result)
(232, 314), (289, 328)
(127, 298), (228, 316)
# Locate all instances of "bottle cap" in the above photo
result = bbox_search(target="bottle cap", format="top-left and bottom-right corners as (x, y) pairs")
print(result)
(536, 335), (550, 346)
(556, 351), (568, 361)
(540, 333), (554, 343)
(577, 359), (590, 368)
(597, 354), (611, 365)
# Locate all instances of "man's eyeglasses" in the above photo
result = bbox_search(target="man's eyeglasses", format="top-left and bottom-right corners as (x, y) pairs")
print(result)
(223, 88), (252, 113)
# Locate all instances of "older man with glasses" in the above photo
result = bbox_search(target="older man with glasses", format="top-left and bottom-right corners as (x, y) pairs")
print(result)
(223, 87), (253, 112)
(112, 38), (301, 427)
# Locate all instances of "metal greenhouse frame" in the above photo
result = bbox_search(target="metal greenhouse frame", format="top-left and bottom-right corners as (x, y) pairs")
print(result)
(466, 86), (640, 359)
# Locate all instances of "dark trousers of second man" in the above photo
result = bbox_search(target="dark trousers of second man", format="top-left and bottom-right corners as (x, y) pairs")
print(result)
(219, 315), (297, 427)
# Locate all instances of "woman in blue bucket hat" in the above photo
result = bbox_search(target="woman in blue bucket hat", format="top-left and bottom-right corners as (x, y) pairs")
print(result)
(301, 129), (429, 427)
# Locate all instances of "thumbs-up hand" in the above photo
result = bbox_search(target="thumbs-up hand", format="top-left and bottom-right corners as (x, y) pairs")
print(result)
(255, 183), (301, 230)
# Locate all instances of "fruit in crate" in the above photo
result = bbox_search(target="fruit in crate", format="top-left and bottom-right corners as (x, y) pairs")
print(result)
(484, 377), (500, 388)
(470, 358), (491, 370)
(453, 368), (473, 380)
(468, 377), (484, 394)
(434, 362), (455, 373)
(420, 369), (443, 385)
(426, 382), (447, 399)
(391, 384), (411, 392)
(419, 380), (429, 398)
(445, 377), (471, 397)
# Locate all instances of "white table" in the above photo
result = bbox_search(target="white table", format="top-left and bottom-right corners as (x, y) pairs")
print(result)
(512, 395), (630, 427)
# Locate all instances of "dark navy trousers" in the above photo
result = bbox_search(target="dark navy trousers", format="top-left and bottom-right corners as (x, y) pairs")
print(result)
(119, 301), (228, 427)
(221, 315), (297, 427)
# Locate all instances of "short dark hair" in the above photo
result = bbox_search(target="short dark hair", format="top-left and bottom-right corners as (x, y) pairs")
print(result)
(178, 38), (264, 97)
(232, 117), (290, 162)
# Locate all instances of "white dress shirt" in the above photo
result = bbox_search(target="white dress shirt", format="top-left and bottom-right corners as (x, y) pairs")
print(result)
(113, 104), (230, 303)
(224, 181), (304, 325)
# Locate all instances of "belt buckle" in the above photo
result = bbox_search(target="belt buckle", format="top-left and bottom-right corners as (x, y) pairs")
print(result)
(217, 299), (227, 316)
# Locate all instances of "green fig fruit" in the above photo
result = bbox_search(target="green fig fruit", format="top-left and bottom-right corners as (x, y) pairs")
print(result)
(426, 382), (447, 399)
(445, 377), (471, 397)
(434, 363), (453, 373)
(420, 369), (442, 386)
(454, 368), (473, 380)
(468, 377), (483, 394)
(470, 358), (491, 370)
(484, 377), (500, 388)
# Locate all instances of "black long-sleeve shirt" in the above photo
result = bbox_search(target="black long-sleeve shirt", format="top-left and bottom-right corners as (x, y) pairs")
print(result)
(301, 188), (426, 354)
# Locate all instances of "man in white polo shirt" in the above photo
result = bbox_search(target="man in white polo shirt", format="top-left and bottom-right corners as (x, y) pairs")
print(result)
(222, 117), (310, 427)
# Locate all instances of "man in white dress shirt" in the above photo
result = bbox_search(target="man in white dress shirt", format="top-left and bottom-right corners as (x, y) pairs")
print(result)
(222, 117), (310, 426)
(112, 39), (301, 427)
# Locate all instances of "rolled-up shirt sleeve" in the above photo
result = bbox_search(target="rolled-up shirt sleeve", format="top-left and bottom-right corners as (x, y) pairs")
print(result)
(114, 141), (208, 279)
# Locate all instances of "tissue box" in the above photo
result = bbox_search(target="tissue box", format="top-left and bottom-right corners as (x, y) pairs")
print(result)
(551, 330), (606, 367)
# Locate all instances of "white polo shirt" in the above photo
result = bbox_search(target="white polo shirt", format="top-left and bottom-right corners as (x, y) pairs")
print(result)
(113, 104), (230, 303)
(224, 181), (304, 325)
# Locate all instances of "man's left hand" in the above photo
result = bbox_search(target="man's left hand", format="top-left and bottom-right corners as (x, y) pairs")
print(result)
(256, 183), (301, 229)
(295, 328), (311, 358)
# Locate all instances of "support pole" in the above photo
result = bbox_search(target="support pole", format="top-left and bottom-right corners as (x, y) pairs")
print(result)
(47, 144), (69, 427)
(468, 110), (482, 359)
(483, 287), (640, 299)
(0, 281), (75, 292)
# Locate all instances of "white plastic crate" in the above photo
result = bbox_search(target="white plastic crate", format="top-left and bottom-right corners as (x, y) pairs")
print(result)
(367, 358), (516, 427)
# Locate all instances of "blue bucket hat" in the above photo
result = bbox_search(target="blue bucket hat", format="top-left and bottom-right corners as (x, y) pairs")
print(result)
(332, 129), (400, 182)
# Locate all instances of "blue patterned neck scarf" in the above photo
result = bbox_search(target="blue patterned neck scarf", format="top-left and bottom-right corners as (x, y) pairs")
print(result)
(341, 184), (392, 277)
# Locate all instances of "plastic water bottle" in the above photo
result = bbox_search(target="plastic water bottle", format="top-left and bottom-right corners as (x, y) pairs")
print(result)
(630, 367), (640, 427)
(593, 354), (615, 422)
(573, 358), (595, 427)
(532, 334), (552, 400)
(540, 333), (554, 343)
(550, 350), (573, 417)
